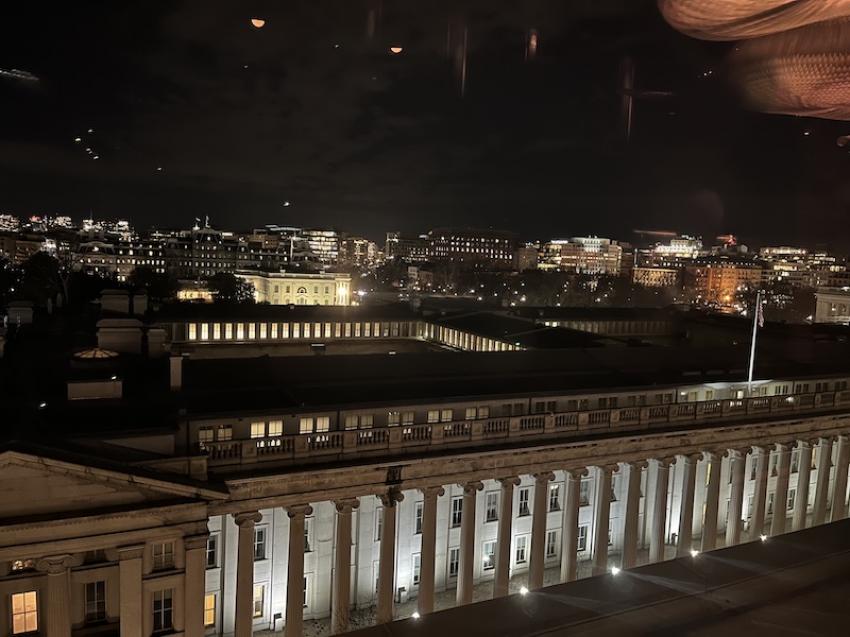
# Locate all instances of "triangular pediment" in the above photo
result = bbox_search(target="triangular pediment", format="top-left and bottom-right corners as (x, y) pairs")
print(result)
(0, 451), (221, 521)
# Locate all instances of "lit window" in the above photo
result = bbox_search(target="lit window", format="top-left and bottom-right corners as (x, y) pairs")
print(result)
(483, 541), (496, 570)
(253, 584), (265, 618)
(299, 418), (314, 434)
(188, 323), (197, 341)
(204, 594), (216, 627)
(427, 410), (439, 424)
(152, 542), (175, 570)
(388, 411), (400, 426)
(250, 422), (265, 439)
(412, 553), (422, 585)
(359, 414), (373, 429)
(344, 415), (358, 430)
(549, 484), (561, 511)
(316, 416), (330, 432)
(440, 409), (452, 422)
(152, 589), (173, 632)
(85, 581), (106, 623)
(11, 591), (38, 634)
(465, 407), (476, 420)
(254, 527), (267, 560)
(268, 420), (282, 437)
(546, 530), (558, 558)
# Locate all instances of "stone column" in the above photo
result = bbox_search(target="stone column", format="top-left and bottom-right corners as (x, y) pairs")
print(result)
(591, 465), (615, 575)
(456, 481), (483, 606)
(418, 486), (445, 613)
(726, 449), (747, 547)
(770, 443), (792, 536)
(529, 472), (555, 588)
(37, 555), (73, 637)
(750, 446), (769, 539)
(621, 461), (646, 569)
(676, 454), (699, 557)
(701, 451), (723, 552)
(332, 498), (360, 634)
(560, 468), (587, 582)
(649, 458), (674, 563)
(376, 490), (403, 624)
(184, 535), (209, 637)
(830, 435), (850, 522)
(813, 437), (833, 526)
(793, 440), (814, 531)
(285, 505), (313, 637)
(234, 511), (263, 637)
(118, 545), (144, 637)
(493, 478), (519, 597)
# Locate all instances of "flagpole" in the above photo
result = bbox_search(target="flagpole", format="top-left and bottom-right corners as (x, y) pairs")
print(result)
(747, 289), (761, 394)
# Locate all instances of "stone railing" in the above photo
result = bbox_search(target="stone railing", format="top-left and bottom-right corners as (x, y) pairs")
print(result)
(202, 390), (850, 468)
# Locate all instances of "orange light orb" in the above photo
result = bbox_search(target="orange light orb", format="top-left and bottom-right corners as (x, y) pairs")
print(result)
(251, 18), (266, 29)
(389, 46), (403, 54)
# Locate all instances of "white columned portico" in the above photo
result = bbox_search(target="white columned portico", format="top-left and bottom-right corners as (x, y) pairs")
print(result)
(560, 468), (587, 582)
(332, 498), (360, 634)
(649, 457), (674, 563)
(494, 477), (519, 597)
(418, 486), (445, 613)
(676, 454), (699, 557)
(770, 443), (792, 536)
(813, 437), (834, 526)
(750, 446), (769, 539)
(830, 434), (850, 522)
(118, 545), (144, 637)
(793, 440), (814, 531)
(621, 461), (645, 569)
(456, 481), (483, 605)
(234, 511), (263, 637)
(376, 490), (403, 624)
(37, 555), (72, 637)
(184, 535), (209, 637)
(529, 472), (555, 588)
(726, 449), (747, 547)
(591, 465), (615, 576)
(701, 450), (723, 552)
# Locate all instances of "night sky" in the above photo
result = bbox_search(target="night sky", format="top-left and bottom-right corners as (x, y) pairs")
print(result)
(2, 0), (849, 247)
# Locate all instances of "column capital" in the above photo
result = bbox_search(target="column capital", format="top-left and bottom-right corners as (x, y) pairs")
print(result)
(36, 554), (74, 575)
(565, 467), (589, 479)
(184, 534), (210, 551)
(774, 440), (795, 451)
(533, 471), (556, 483)
(727, 447), (751, 458)
(497, 476), (521, 487)
(623, 459), (648, 470)
(702, 449), (727, 461)
(751, 444), (769, 454)
(378, 488), (404, 507)
(286, 504), (313, 519)
(678, 453), (701, 464)
(117, 544), (145, 561)
(651, 456), (676, 468)
(458, 480), (484, 495)
(334, 498), (361, 514)
(838, 433), (850, 444)
(420, 485), (446, 498)
(234, 510), (263, 527)
(818, 435), (835, 444)
(593, 463), (619, 475)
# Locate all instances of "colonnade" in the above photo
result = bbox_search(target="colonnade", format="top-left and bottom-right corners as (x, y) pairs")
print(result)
(223, 434), (850, 636)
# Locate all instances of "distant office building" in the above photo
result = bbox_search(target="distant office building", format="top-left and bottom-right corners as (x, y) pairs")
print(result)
(0, 233), (45, 264)
(684, 256), (764, 306)
(815, 288), (850, 324)
(165, 226), (240, 279)
(542, 237), (622, 275)
(0, 215), (21, 232)
(114, 239), (167, 281)
(303, 229), (342, 265)
(513, 244), (539, 271)
(427, 228), (518, 267)
(340, 237), (380, 267)
(633, 266), (681, 288)
(74, 241), (118, 277)
(236, 271), (351, 306)
(385, 232), (429, 262)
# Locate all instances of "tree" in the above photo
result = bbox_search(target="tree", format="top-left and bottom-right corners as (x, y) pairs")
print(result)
(19, 252), (62, 307)
(129, 266), (179, 301)
(0, 257), (22, 308)
(207, 272), (255, 304)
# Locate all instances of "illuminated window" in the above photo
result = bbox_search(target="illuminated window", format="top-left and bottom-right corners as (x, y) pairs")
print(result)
(11, 591), (38, 634)
(388, 411), (400, 426)
(270, 323), (278, 339)
(236, 323), (245, 339)
(152, 589), (173, 632)
(303, 323), (311, 338)
(247, 323), (256, 339)
(427, 410), (439, 424)
(412, 553), (422, 584)
(314, 322), (321, 337)
(204, 594), (216, 627)
(316, 416), (330, 432)
(253, 584), (265, 618)
(282, 323), (290, 338)
(224, 323), (233, 339)
(440, 409), (452, 422)
(465, 408), (476, 420)
(259, 323), (267, 339)
(188, 323), (197, 341)
(293, 323), (300, 338)
(364, 322), (372, 337)
(344, 415), (358, 430)
(299, 417), (314, 434)
(549, 484), (561, 511)
(250, 422), (265, 438)
(359, 414), (373, 429)
(200, 323), (209, 340)
(546, 530), (559, 558)
(485, 491), (499, 522)
(268, 420), (282, 437)
(515, 535), (528, 564)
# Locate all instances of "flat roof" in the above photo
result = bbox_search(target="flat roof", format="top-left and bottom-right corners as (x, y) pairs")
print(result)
(152, 302), (421, 322)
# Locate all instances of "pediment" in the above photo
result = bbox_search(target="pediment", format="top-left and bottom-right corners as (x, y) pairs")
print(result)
(0, 451), (218, 521)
